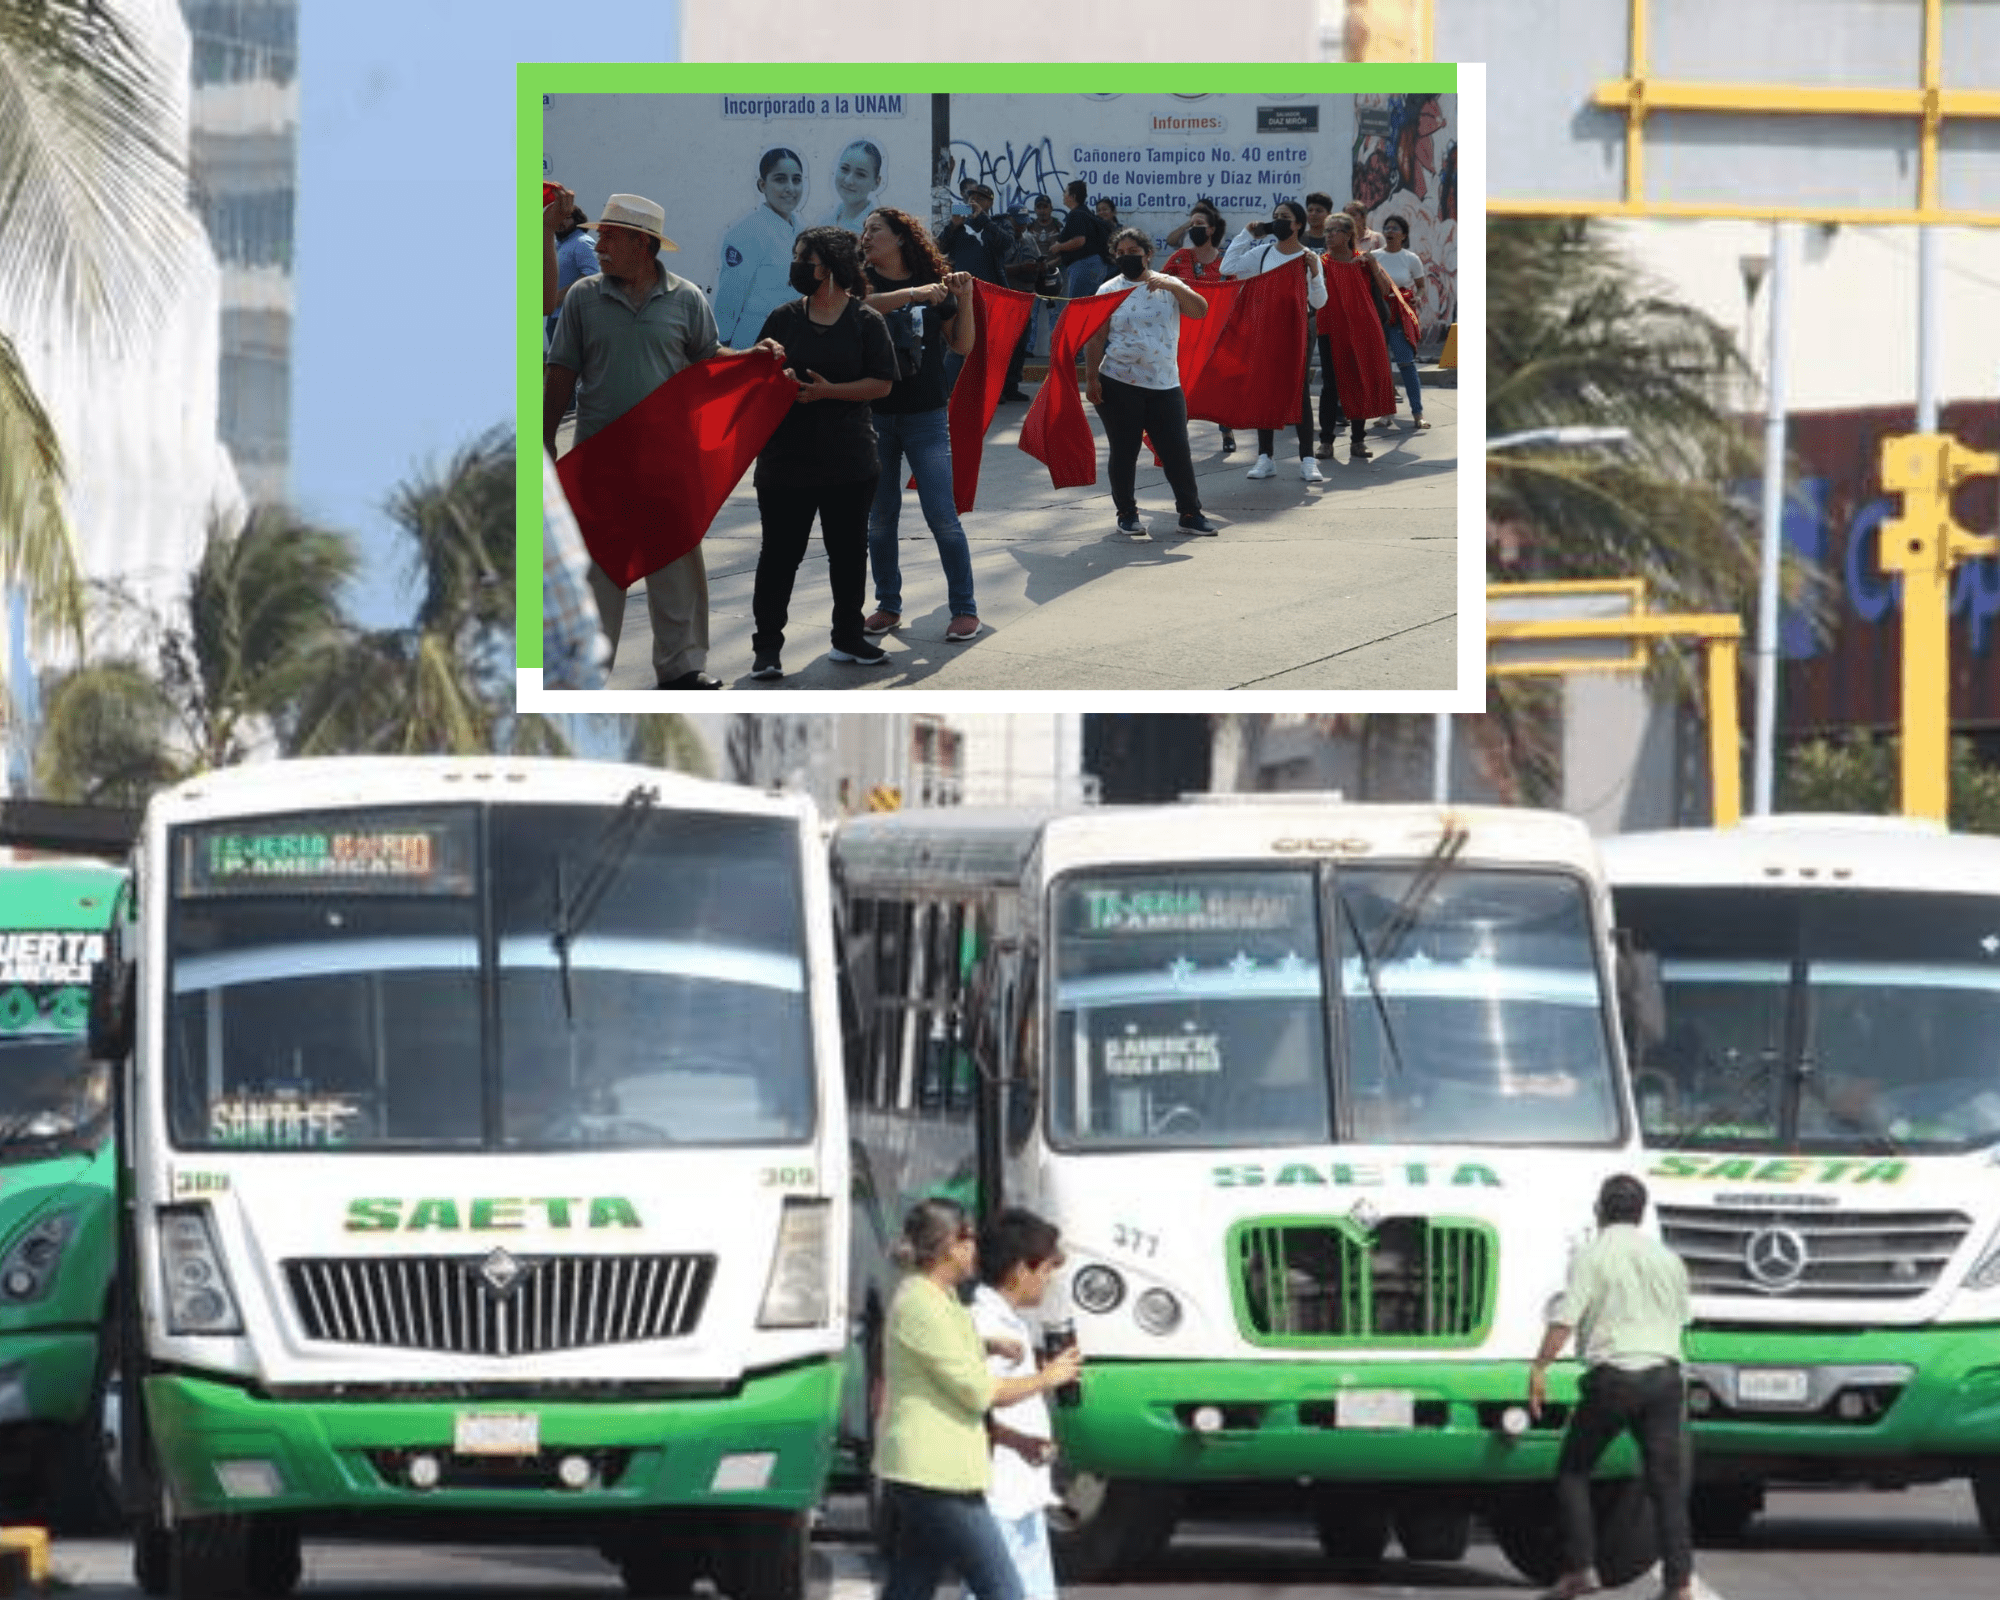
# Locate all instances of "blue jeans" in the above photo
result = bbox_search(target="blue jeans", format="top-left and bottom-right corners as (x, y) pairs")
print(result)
(868, 406), (978, 618)
(880, 1481), (1023, 1600)
(1065, 256), (1108, 301)
(1385, 323), (1424, 418)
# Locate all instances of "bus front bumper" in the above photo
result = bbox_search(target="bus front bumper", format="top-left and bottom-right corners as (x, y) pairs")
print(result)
(145, 1356), (841, 1518)
(0, 1330), (98, 1428)
(1053, 1357), (1636, 1484)
(1683, 1324), (2000, 1473)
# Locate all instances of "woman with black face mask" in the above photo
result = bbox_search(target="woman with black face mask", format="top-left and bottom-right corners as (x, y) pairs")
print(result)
(746, 225), (897, 681)
(1084, 227), (1216, 539)
(1221, 199), (1328, 484)
(1162, 203), (1235, 455)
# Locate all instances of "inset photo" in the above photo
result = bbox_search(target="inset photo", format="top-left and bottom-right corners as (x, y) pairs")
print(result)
(523, 67), (1481, 704)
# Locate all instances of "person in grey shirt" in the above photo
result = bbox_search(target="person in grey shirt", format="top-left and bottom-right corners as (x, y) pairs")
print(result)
(545, 192), (783, 689)
(1530, 1173), (1696, 1600)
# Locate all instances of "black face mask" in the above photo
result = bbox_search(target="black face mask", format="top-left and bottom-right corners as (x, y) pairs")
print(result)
(1270, 218), (1295, 241)
(1188, 225), (1210, 246)
(1116, 255), (1147, 281)
(788, 261), (820, 295)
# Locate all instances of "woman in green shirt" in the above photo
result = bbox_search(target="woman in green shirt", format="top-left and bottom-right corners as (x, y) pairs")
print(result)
(876, 1199), (1082, 1600)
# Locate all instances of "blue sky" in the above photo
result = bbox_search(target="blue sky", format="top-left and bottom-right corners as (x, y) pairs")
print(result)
(292, 1), (680, 628)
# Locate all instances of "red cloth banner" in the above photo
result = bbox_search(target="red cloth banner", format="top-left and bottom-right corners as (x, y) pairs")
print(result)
(1316, 258), (1397, 420)
(555, 352), (794, 588)
(1020, 262), (1312, 488)
(944, 280), (1037, 513)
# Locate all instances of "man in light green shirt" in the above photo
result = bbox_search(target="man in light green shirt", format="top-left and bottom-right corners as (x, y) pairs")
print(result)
(1529, 1173), (1695, 1600)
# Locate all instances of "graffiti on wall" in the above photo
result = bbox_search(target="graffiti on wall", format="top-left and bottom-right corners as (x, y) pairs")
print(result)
(1352, 93), (1456, 354)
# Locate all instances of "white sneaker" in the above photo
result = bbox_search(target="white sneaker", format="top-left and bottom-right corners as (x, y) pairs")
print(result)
(1300, 457), (1326, 483)
(1245, 454), (1276, 480)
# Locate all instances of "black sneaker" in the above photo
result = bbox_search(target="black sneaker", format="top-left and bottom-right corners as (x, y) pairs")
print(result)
(751, 652), (784, 680)
(1116, 515), (1150, 540)
(828, 640), (890, 666)
(1178, 513), (1218, 535)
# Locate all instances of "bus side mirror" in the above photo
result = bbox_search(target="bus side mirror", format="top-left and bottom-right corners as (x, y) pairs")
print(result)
(88, 944), (134, 1062)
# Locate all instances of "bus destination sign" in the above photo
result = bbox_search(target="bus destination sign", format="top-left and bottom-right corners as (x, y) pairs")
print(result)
(179, 815), (474, 896)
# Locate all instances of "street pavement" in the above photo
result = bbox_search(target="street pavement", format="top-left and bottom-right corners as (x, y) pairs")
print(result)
(593, 370), (1459, 694)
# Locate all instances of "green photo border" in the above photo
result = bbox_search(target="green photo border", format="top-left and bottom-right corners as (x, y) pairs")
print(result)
(519, 63), (1458, 670)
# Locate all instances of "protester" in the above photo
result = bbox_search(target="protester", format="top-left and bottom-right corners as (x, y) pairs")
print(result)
(1343, 199), (1387, 252)
(875, 1198), (1082, 1600)
(541, 450), (610, 690)
(1529, 1174), (1696, 1600)
(969, 1210), (1068, 1600)
(1222, 200), (1327, 483)
(545, 192), (782, 689)
(938, 185), (1013, 393)
(542, 181), (578, 316)
(1302, 191), (1335, 253)
(999, 210), (1052, 400)
(1372, 214), (1430, 430)
(715, 146), (808, 348)
(1052, 179), (1110, 301)
(1094, 196), (1119, 236)
(1161, 204), (1235, 454)
(857, 207), (983, 644)
(1316, 212), (1403, 462)
(821, 138), (885, 232)
(1018, 194), (1065, 359)
(748, 226), (897, 680)
(1087, 227), (1214, 539)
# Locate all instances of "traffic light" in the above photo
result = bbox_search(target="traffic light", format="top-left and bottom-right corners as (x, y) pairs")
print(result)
(1877, 432), (1999, 820)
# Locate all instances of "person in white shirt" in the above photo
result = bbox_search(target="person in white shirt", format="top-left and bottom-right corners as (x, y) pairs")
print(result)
(1086, 228), (1216, 539)
(1372, 214), (1430, 431)
(968, 1209), (1069, 1600)
(1221, 200), (1329, 484)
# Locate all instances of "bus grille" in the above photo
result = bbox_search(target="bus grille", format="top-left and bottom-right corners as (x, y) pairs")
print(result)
(1233, 1217), (1494, 1344)
(283, 1253), (716, 1355)
(1657, 1206), (1969, 1299)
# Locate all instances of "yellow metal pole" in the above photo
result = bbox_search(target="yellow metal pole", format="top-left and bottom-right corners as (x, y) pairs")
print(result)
(1922, 0), (1943, 214)
(1624, 0), (1649, 206)
(1706, 638), (1742, 827)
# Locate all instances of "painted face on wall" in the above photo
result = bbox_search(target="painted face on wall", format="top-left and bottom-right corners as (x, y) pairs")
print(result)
(834, 143), (880, 211)
(759, 156), (806, 219)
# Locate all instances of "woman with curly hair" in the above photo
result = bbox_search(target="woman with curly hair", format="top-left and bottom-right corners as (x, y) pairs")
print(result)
(855, 206), (982, 643)
(748, 225), (897, 680)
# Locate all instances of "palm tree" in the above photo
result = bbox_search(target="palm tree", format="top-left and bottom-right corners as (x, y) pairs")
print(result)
(1, 0), (199, 663)
(34, 506), (356, 804)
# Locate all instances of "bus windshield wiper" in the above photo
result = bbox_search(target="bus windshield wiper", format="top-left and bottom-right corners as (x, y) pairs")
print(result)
(1336, 884), (1407, 1082)
(1376, 821), (1469, 962)
(550, 784), (660, 1022)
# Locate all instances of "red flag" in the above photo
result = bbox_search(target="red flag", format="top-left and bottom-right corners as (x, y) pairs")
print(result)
(1021, 263), (1311, 488)
(944, 280), (1037, 513)
(1018, 290), (1131, 488)
(555, 352), (794, 588)
(1185, 257), (1311, 427)
(1314, 258), (1397, 420)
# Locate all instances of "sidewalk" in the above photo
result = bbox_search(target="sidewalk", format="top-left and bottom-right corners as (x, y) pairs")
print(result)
(597, 374), (1459, 693)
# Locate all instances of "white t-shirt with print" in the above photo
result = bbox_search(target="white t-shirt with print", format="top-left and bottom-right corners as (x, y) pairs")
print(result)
(1375, 247), (1426, 299)
(970, 1283), (1056, 1520)
(1094, 276), (1185, 391)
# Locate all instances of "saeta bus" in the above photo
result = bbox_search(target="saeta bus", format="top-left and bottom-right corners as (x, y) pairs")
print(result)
(833, 800), (1654, 1585)
(94, 758), (848, 1598)
(1606, 816), (2000, 1545)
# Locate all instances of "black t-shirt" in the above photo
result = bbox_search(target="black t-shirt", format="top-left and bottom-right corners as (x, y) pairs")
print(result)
(865, 265), (957, 415)
(1059, 204), (1108, 266)
(753, 296), (897, 488)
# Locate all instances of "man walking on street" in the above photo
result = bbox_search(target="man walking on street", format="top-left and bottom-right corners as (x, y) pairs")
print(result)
(1530, 1173), (1696, 1600)
(545, 192), (782, 689)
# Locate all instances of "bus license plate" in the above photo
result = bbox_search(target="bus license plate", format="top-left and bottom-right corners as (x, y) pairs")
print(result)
(1334, 1389), (1415, 1429)
(454, 1412), (539, 1456)
(1736, 1368), (1810, 1407)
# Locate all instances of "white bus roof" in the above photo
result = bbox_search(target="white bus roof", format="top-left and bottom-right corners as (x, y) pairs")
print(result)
(142, 757), (817, 829)
(1602, 815), (2000, 894)
(835, 801), (1603, 886)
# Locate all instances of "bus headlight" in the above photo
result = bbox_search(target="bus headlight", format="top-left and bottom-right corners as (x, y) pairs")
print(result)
(1070, 1264), (1125, 1315)
(1133, 1288), (1183, 1336)
(1967, 1225), (2000, 1292)
(158, 1206), (243, 1335)
(758, 1198), (830, 1328)
(0, 1211), (76, 1304)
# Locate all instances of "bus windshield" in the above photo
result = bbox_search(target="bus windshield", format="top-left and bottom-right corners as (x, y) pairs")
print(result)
(1621, 885), (2000, 1153)
(165, 802), (814, 1151)
(1050, 864), (1619, 1149)
(0, 1037), (108, 1162)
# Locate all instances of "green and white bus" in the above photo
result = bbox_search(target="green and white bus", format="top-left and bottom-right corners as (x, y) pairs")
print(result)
(1606, 816), (2000, 1545)
(96, 758), (848, 1598)
(0, 857), (126, 1527)
(833, 800), (1654, 1586)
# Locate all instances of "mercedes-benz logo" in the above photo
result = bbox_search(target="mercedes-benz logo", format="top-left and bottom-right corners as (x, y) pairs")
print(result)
(476, 1247), (528, 1297)
(1743, 1226), (1808, 1290)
